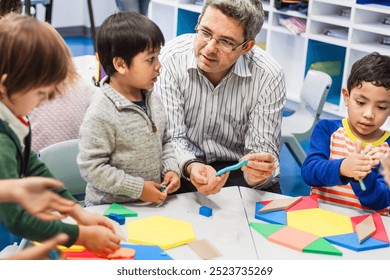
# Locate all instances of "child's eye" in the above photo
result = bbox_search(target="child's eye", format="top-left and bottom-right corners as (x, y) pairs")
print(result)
(378, 106), (388, 110)
(147, 57), (155, 63)
(356, 100), (365, 106)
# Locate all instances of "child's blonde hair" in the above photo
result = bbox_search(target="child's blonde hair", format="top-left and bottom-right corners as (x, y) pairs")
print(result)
(0, 14), (78, 99)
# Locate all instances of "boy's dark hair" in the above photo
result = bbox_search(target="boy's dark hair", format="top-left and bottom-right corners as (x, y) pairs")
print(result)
(347, 52), (390, 92)
(0, 0), (22, 17)
(97, 11), (164, 76)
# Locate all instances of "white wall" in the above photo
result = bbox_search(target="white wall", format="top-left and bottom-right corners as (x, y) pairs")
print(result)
(36, 0), (118, 28)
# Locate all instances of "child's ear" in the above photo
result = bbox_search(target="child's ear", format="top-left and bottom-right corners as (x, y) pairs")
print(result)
(112, 57), (127, 75)
(342, 87), (350, 106)
(0, 74), (7, 97)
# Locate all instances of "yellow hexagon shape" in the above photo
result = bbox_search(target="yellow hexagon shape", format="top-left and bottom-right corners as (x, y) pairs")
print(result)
(125, 216), (196, 249)
(287, 208), (354, 237)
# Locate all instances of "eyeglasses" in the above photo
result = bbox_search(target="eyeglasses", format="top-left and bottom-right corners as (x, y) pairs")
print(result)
(195, 26), (248, 53)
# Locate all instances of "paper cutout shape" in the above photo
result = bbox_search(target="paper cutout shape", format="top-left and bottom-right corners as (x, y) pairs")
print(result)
(268, 226), (319, 251)
(325, 233), (390, 252)
(249, 222), (285, 238)
(63, 247), (135, 260)
(187, 239), (221, 260)
(252, 196), (390, 255)
(303, 238), (342, 256)
(126, 216), (196, 249)
(250, 223), (342, 256)
(351, 213), (389, 243)
(258, 196), (302, 213)
(104, 203), (138, 217)
(355, 215), (376, 243)
(255, 202), (287, 224)
(121, 244), (173, 260)
(287, 208), (354, 237)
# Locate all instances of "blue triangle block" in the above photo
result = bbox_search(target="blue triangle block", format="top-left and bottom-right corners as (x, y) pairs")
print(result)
(121, 243), (173, 260)
(325, 233), (390, 252)
(254, 202), (287, 225)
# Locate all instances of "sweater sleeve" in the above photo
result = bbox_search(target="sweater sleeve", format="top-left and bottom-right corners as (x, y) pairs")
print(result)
(350, 168), (390, 210)
(0, 135), (79, 246)
(301, 120), (350, 186)
(0, 202), (79, 246)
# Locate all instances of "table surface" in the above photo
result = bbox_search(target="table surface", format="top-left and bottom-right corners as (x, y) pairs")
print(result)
(84, 186), (390, 260)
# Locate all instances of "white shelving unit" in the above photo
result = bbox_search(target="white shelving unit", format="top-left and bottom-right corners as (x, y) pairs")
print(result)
(149, 0), (390, 128)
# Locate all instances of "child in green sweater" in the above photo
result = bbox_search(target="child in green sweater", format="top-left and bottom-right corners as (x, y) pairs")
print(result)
(0, 14), (120, 256)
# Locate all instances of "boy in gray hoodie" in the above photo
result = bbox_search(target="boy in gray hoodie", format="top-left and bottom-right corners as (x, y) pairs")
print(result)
(78, 11), (180, 206)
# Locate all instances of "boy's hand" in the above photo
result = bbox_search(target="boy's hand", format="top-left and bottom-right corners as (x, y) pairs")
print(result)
(10, 177), (76, 220)
(340, 140), (372, 181)
(140, 181), (167, 203)
(68, 204), (116, 233)
(6, 234), (69, 260)
(78, 225), (120, 256)
(380, 156), (390, 187)
(162, 171), (180, 194)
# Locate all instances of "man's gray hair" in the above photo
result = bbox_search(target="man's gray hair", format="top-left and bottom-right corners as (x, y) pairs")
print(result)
(201, 0), (264, 40)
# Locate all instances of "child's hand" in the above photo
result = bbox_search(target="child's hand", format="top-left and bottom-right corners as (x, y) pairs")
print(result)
(139, 181), (167, 204)
(6, 233), (69, 260)
(162, 171), (181, 194)
(380, 156), (390, 187)
(77, 225), (121, 257)
(340, 140), (372, 181)
(68, 204), (116, 233)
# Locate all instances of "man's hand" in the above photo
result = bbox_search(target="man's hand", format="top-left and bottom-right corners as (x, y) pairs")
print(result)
(187, 162), (229, 195)
(241, 153), (276, 186)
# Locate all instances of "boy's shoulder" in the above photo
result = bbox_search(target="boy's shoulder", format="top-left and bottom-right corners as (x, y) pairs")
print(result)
(316, 118), (342, 128)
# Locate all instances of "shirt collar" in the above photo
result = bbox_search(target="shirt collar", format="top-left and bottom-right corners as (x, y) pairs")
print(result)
(0, 102), (30, 148)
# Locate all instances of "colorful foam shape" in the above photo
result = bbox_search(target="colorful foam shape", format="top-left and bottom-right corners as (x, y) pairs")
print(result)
(258, 196), (302, 213)
(255, 202), (287, 224)
(125, 216), (196, 250)
(325, 233), (390, 252)
(104, 203), (138, 217)
(355, 215), (376, 243)
(121, 244), (173, 260)
(287, 208), (353, 237)
(249, 222), (285, 238)
(268, 226), (319, 251)
(303, 237), (342, 256)
(63, 247), (135, 260)
(108, 213), (126, 225)
(351, 213), (389, 243)
(287, 195), (319, 211)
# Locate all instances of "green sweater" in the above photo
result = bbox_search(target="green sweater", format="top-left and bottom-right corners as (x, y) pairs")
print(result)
(0, 119), (79, 247)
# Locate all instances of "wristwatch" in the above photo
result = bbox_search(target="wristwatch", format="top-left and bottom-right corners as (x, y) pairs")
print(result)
(182, 158), (204, 181)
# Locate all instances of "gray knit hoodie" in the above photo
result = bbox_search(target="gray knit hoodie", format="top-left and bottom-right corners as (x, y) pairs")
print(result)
(77, 80), (180, 206)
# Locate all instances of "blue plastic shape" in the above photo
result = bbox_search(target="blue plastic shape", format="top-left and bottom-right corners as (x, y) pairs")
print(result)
(108, 213), (125, 225)
(215, 159), (249, 176)
(199, 206), (213, 217)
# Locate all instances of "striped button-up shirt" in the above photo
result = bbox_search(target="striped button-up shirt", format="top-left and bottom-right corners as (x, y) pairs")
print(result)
(154, 34), (286, 186)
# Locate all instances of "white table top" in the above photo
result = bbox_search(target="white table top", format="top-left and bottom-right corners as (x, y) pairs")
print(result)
(85, 186), (258, 260)
(83, 186), (390, 260)
(240, 187), (390, 260)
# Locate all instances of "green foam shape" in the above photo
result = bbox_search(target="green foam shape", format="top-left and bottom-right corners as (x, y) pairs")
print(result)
(250, 222), (285, 238)
(303, 237), (342, 256)
(103, 203), (138, 217)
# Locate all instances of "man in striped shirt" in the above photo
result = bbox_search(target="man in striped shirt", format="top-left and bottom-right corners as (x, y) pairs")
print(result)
(155, 0), (286, 195)
(301, 52), (390, 215)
